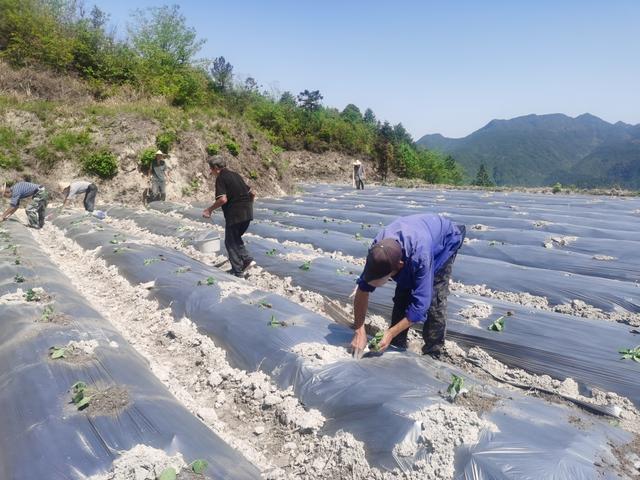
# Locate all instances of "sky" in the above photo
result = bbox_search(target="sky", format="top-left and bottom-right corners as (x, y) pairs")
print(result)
(103, 0), (640, 139)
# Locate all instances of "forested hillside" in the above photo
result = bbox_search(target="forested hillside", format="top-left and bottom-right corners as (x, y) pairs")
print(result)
(418, 113), (640, 188)
(0, 0), (463, 192)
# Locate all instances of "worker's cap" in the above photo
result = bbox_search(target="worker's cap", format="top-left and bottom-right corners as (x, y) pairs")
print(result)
(362, 238), (403, 282)
(353, 160), (362, 165)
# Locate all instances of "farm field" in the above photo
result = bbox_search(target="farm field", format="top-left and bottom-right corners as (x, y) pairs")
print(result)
(2, 185), (639, 479)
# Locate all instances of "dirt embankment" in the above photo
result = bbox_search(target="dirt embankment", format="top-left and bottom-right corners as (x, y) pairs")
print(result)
(0, 61), (383, 206)
(280, 150), (378, 185)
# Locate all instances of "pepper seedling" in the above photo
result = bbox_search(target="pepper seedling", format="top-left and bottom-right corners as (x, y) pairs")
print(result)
(190, 459), (208, 474)
(265, 248), (277, 256)
(70, 381), (92, 410)
(157, 468), (176, 480)
(447, 374), (465, 401)
(268, 315), (286, 328)
(41, 305), (55, 322)
(50, 346), (67, 359)
(368, 331), (384, 352)
(258, 300), (272, 309)
(144, 258), (160, 266)
(354, 232), (362, 240)
(14, 274), (25, 283)
(488, 315), (506, 332)
(299, 260), (311, 271)
(197, 276), (217, 286)
(14, 258), (21, 265)
(619, 346), (640, 362)
(174, 266), (191, 274)
(24, 288), (40, 302)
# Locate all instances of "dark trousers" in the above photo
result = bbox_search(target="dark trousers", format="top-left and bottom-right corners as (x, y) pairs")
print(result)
(83, 184), (97, 212)
(150, 179), (166, 201)
(356, 178), (364, 190)
(390, 252), (458, 354)
(225, 220), (252, 274)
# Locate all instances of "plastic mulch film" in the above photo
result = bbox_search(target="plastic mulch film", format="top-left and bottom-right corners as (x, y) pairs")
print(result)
(101, 206), (640, 409)
(0, 220), (260, 480)
(147, 201), (640, 314)
(52, 213), (635, 478)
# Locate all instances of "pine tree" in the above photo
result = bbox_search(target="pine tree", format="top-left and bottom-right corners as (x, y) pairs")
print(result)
(474, 163), (494, 187)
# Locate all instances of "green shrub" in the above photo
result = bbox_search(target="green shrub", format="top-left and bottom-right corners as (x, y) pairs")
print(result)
(50, 131), (91, 152)
(206, 143), (220, 155)
(34, 144), (57, 171)
(139, 147), (157, 167)
(156, 131), (177, 154)
(0, 153), (23, 170)
(213, 123), (228, 136)
(82, 149), (118, 178)
(225, 140), (240, 157)
(271, 145), (284, 155)
(248, 170), (258, 180)
(552, 182), (562, 194)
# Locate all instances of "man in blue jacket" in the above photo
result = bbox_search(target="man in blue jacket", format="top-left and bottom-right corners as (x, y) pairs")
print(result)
(351, 214), (465, 358)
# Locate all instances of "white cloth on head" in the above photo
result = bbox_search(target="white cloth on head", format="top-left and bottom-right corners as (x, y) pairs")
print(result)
(67, 181), (92, 198)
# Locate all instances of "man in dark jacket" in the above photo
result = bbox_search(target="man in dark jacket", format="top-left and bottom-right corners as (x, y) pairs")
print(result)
(202, 156), (255, 277)
(350, 214), (465, 358)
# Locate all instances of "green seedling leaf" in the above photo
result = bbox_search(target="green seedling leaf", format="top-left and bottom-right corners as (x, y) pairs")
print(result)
(299, 260), (311, 271)
(269, 315), (286, 328)
(157, 468), (177, 480)
(447, 374), (465, 400)
(50, 347), (67, 359)
(76, 395), (92, 410)
(190, 459), (208, 474)
(354, 232), (362, 240)
(197, 276), (217, 286)
(265, 248), (277, 256)
(144, 258), (160, 266)
(488, 315), (506, 332)
(258, 300), (272, 309)
(113, 247), (130, 254)
(109, 239), (120, 244)
(14, 258), (21, 265)
(323, 229), (329, 234)
(71, 381), (87, 393)
(368, 331), (385, 352)
(619, 346), (640, 362)
(24, 288), (39, 302)
(41, 305), (55, 321)
(14, 274), (25, 283)
(175, 266), (191, 274)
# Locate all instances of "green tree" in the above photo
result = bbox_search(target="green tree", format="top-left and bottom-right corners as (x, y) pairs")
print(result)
(297, 89), (323, 111)
(210, 55), (233, 92)
(129, 5), (204, 69)
(474, 163), (494, 187)
(341, 104), (362, 122)
(363, 108), (377, 125)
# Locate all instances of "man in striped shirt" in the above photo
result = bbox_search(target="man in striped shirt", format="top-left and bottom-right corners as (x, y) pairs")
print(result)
(1, 181), (49, 228)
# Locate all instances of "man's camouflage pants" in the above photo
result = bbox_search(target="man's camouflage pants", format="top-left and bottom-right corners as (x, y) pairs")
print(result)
(25, 188), (49, 228)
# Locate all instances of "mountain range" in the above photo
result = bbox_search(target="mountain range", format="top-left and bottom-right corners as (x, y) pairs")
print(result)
(417, 113), (640, 188)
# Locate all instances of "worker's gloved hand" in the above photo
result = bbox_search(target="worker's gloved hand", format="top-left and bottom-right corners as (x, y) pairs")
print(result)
(202, 208), (212, 218)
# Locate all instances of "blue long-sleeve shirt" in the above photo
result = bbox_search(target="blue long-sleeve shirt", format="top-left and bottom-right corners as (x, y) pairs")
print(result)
(357, 214), (464, 323)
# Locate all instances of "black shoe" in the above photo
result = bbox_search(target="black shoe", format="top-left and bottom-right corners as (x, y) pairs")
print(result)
(242, 258), (256, 272)
(422, 346), (442, 359)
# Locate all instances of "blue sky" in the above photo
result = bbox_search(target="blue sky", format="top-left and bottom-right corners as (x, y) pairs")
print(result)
(103, 0), (639, 138)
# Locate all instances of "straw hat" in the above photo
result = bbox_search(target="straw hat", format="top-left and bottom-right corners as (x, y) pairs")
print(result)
(353, 160), (362, 165)
(155, 150), (166, 156)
